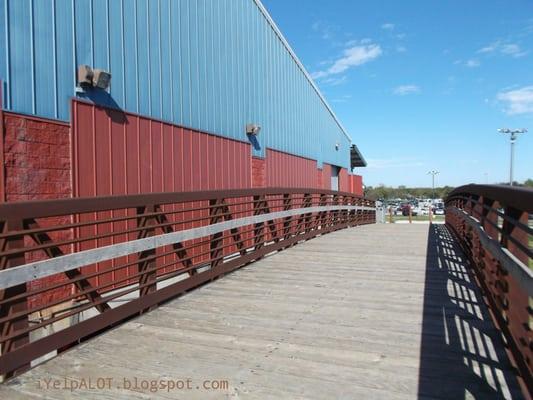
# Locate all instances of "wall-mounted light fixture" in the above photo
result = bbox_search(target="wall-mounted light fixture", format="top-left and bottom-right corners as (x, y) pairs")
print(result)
(93, 69), (112, 89)
(246, 123), (261, 135)
(335, 142), (340, 151)
(77, 65), (94, 87)
(77, 65), (112, 90)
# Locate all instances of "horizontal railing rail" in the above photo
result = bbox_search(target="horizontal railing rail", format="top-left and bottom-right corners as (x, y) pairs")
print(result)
(0, 188), (375, 379)
(445, 184), (532, 396)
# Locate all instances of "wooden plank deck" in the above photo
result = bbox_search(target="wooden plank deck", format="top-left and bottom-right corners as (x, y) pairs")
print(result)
(0, 224), (523, 399)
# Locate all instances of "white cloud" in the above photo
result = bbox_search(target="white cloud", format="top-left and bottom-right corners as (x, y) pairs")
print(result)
(381, 23), (395, 30)
(497, 86), (533, 114)
(345, 38), (372, 46)
(312, 44), (382, 79)
(453, 59), (480, 68)
(478, 41), (528, 58)
(392, 85), (420, 96)
(396, 46), (407, 53)
(321, 75), (348, 86)
(331, 94), (353, 103)
(501, 44), (525, 56)
(478, 43), (498, 53)
(312, 21), (336, 40)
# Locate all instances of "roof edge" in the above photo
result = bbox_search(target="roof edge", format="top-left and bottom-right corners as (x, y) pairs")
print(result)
(252, 0), (353, 143)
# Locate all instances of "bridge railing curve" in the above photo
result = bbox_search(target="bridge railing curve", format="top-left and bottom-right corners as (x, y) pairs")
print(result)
(0, 188), (375, 379)
(446, 184), (533, 394)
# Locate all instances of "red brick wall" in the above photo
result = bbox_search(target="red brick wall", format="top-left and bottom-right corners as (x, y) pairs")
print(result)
(252, 157), (266, 187)
(3, 112), (71, 202)
(2, 112), (73, 308)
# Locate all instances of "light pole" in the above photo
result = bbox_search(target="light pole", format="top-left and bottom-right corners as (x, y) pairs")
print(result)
(498, 128), (527, 186)
(427, 170), (439, 201)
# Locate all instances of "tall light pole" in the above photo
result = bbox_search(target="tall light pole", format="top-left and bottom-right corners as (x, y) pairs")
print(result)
(427, 170), (439, 201)
(498, 128), (527, 186)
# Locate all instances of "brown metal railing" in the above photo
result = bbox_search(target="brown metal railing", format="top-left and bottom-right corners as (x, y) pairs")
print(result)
(445, 184), (533, 395)
(0, 188), (375, 379)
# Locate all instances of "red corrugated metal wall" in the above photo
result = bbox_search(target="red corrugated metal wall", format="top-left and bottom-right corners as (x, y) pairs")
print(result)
(266, 148), (317, 188)
(71, 100), (252, 289)
(350, 174), (364, 196)
(339, 168), (349, 192)
(321, 164), (332, 190)
(72, 101), (251, 196)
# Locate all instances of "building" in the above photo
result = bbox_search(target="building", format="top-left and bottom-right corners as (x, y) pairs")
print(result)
(0, 0), (366, 203)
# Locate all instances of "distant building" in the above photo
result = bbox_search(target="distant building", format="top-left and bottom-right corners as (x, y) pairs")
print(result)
(0, 0), (366, 201)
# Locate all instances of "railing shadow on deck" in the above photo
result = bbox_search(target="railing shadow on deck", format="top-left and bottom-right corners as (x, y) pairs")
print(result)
(417, 224), (522, 399)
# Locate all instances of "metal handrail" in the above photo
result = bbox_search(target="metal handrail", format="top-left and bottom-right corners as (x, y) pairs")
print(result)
(0, 188), (375, 380)
(445, 184), (532, 395)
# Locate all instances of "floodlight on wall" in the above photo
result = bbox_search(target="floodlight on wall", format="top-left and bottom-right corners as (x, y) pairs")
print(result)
(92, 69), (111, 89)
(335, 142), (340, 151)
(246, 124), (261, 135)
(77, 65), (111, 90)
(77, 65), (94, 87)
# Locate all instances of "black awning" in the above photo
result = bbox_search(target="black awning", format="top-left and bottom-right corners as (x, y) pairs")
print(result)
(350, 144), (367, 168)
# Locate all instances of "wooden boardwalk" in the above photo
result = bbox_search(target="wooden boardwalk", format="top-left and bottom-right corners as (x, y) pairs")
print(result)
(0, 224), (523, 399)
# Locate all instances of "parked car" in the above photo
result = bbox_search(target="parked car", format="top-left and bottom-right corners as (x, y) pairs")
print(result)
(415, 207), (428, 216)
(434, 208), (445, 215)
(401, 204), (418, 216)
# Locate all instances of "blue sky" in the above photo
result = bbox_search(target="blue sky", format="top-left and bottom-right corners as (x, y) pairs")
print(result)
(261, 0), (533, 187)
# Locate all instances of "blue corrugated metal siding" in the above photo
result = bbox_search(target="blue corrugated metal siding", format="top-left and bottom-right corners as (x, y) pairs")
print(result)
(0, 0), (352, 169)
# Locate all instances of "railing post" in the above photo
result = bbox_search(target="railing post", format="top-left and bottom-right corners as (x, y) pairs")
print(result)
(356, 198), (363, 225)
(331, 194), (339, 229)
(282, 193), (293, 241)
(348, 196), (356, 226)
(209, 198), (226, 269)
(0, 219), (30, 379)
(481, 198), (498, 306)
(302, 193), (313, 233)
(253, 195), (266, 253)
(341, 195), (349, 226)
(318, 193), (328, 231)
(502, 206), (531, 391)
(501, 207), (529, 264)
(136, 206), (157, 300)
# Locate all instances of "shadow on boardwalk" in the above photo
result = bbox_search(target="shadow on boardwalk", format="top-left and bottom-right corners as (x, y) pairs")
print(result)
(417, 225), (522, 399)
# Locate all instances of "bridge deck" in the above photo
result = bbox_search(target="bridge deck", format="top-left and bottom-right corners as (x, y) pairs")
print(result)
(1, 224), (522, 399)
